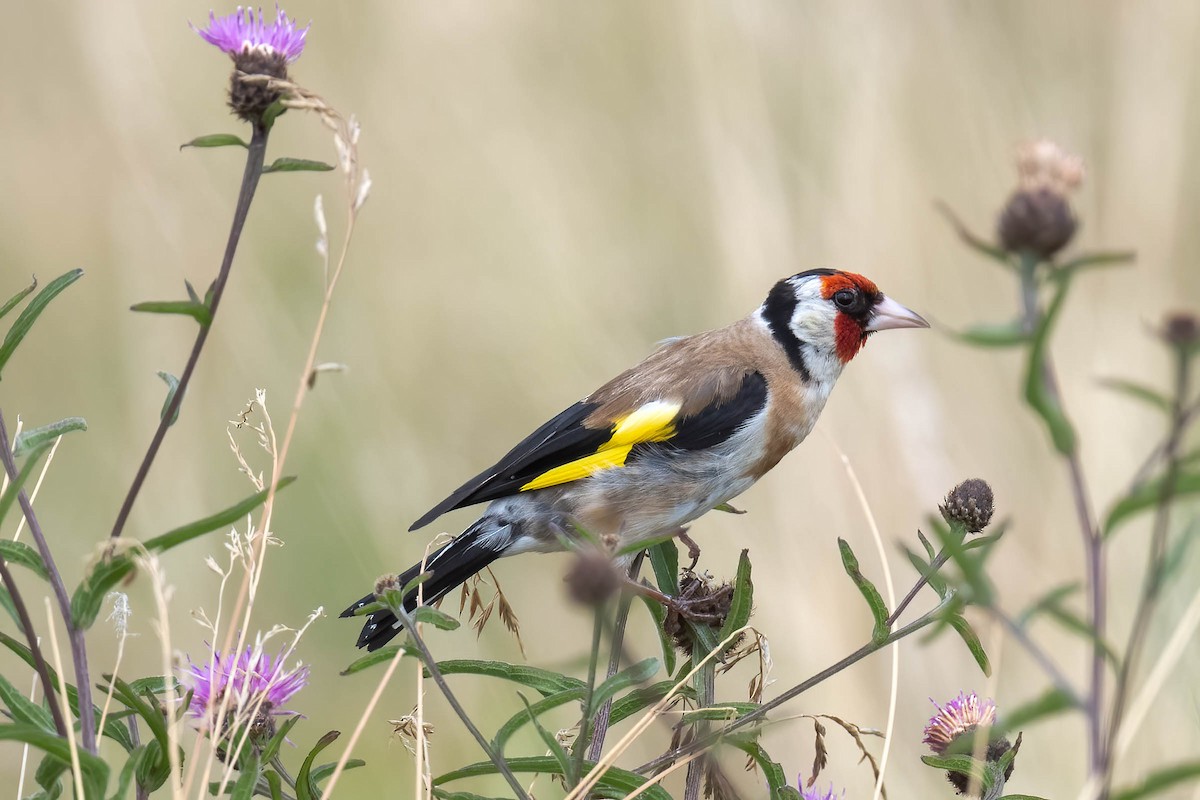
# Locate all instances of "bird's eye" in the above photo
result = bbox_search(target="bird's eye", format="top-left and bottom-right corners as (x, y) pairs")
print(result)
(833, 289), (858, 310)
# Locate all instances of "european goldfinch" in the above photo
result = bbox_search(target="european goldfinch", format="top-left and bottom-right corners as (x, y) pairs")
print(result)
(343, 269), (928, 650)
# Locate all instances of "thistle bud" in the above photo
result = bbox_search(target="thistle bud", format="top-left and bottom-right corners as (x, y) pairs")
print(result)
(1162, 312), (1199, 351)
(563, 551), (621, 606)
(997, 140), (1084, 259)
(940, 479), (995, 534)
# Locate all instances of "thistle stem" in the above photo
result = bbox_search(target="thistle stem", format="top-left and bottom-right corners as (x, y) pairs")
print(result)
(572, 607), (606, 785)
(1101, 348), (1192, 796)
(391, 605), (531, 800)
(587, 552), (643, 763)
(109, 122), (270, 542)
(638, 595), (953, 776)
(0, 411), (88, 749)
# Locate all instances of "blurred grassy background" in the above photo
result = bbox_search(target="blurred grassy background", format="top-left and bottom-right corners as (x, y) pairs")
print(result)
(2, 0), (1199, 797)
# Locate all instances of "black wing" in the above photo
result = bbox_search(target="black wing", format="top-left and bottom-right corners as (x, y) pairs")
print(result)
(409, 399), (607, 530)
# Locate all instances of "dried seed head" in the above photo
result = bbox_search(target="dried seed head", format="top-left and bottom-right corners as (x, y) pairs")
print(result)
(940, 479), (995, 534)
(662, 572), (741, 656)
(564, 551), (621, 606)
(997, 140), (1083, 259)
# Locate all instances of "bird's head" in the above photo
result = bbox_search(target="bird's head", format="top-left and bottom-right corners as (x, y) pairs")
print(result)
(759, 269), (929, 381)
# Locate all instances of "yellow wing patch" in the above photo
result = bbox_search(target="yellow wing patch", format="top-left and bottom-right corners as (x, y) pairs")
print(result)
(519, 401), (681, 492)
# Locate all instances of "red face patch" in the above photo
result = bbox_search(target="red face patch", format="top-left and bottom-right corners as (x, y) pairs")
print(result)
(820, 272), (880, 363)
(818, 271), (880, 301)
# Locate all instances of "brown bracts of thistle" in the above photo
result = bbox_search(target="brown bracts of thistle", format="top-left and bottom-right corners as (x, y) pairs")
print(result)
(997, 140), (1085, 259)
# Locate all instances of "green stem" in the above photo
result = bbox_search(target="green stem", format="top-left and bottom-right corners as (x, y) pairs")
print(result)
(109, 122), (270, 542)
(572, 606), (606, 786)
(638, 595), (953, 776)
(391, 605), (531, 800)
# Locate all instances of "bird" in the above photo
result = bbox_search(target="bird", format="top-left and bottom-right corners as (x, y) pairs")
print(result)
(342, 269), (929, 650)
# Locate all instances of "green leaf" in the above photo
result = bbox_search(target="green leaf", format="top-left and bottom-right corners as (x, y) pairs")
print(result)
(229, 753), (260, 800)
(1113, 760), (1200, 800)
(0, 442), (50, 531)
(0, 633), (136, 752)
(263, 771), (284, 800)
(257, 715), (302, 767)
(1053, 250), (1136, 278)
(999, 687), (1077, 735)
(261, 101), (287, 131)
(1017, 582), (1079, 625)
(129, 299), (212, 327)
(518, 693), (575, 783)
(296, 730), (340, 800)
(921, 753), (989, 789)
(157, 372), (182, 427)
(308, 760), (365, 787)
(591, 658), (658, 715)
(680, 702), (759, 723)
(726, 734), (803, 800)
(0, 723), (109, 799)
(262, 157), (336, 174)
(0, 269), (83, 380)
(936, 201), (1015, 268)
(492, 686), (584, 753)
(1105, 471), (1200, 536)
(423, 660), (584, 697)
(717, 549), (754, 645)
(946, 614), (991, 676)
(410, 606), (460, 631)
(609, 681), (696, 726)
(838, 538), (890, 644)
(340, 643), (415, 676)
(647, 539), (680, 595)
(72, 477), (297, 628)
(902, 544), (948, 599)
(947, 321), (1031, 348)
(12, 417), (87, 457)
(0, 540), (50, 581)
(0, 671), (55, 730)
(433, 756), (671, 800)
(0, 276), (37, 322)
(1098, 378), (1171, 413)
(1024, 275), (1076, 455)
(181, 133), (249, 149)
(638, 595), (676, 675)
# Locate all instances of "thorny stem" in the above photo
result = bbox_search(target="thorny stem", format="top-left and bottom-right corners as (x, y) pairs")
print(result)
(109, 122), (270, 542)
(1018, 254), (1105, 775)
(1101, 348), (1192, 797)
(573, 607), (606, 785)
(392, 604), (532, 800)
(0, 412), (90, 750)
(587, 553), (644, 762)
(637, 594), (954, 776)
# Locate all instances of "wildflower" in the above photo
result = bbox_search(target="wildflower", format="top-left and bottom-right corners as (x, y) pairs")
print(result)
(997, 139), (1084, 259)
(939, 479), (995, 535)
(798, 779), (843, 800)
(192, 6), (310, 123)
(924, 692), (1015, 795)
(183, 645), (308, 743)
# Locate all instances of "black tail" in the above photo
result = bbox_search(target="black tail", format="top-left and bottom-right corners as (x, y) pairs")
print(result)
(340, 523), (504, 651)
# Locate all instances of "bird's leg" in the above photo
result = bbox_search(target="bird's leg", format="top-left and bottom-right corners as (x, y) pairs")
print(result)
(625, 578), (731, 625)
(675, 527), (701, 571)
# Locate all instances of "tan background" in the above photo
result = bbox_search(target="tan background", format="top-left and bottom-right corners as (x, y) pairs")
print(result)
(2, 1), (1198, 797)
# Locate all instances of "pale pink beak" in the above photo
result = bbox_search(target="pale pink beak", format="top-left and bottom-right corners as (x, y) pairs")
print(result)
(865, 295), (930, 331)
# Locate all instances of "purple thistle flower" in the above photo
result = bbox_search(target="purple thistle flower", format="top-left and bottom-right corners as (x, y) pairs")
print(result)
(192, 6), (310, 62)
(797, 778), (843, 800)
(923, 691), (997, 755)
(183, 645), (309, 730)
